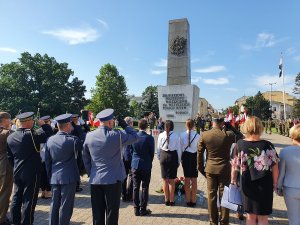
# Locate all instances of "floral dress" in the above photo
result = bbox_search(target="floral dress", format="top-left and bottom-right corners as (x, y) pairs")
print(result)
(232, 139), (279, 215)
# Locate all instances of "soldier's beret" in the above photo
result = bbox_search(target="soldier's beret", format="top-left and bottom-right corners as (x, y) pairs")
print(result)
(16, 112), (34, 122)
(54, 114), (72, 124)
(212, 117), (224, 123)
(40, 115), (51, 121)
(0, 112), (11, 120)
(96, 108), (114, 122)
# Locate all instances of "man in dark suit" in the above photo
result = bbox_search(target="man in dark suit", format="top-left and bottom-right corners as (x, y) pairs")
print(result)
(131, 119), (155, 216)
(197, 117), (235, 225)
(45, 114), (82, 225)
(7, 112), (53, 225)
(121, 117), (134, 202)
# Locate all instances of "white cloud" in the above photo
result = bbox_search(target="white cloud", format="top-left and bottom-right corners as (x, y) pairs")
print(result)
(293, 55), (300, 62)
(0, 47), (17, 53)
(191, 77), (202, 83)
(97, 19), (109, 29)
(242, 32), (279, 50)
(154, 58), (167, 67)
(254, 74), (295, 95)
(42, 26), (100, 45)
(286, 47), (296, 56)
(150, 69), (166, 75)
(194, 65), (226, 73)
(224, 87), (239, 92)
(255, 74), (294, 87)
(203, 77), (229, 85)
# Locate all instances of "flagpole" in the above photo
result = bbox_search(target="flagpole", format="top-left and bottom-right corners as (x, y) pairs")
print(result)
(280, 52), (286, 120)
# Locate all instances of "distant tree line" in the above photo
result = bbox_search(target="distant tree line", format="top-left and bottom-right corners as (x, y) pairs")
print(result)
(0, 52), (159, 119)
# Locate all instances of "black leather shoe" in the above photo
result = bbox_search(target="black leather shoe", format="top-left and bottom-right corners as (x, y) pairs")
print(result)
(190, 202), (196, 207)
(169, 202), (175, 206)
(140, 209), (152, 216)
(165, 201), (170, 206)
(134, 208), (140, 216)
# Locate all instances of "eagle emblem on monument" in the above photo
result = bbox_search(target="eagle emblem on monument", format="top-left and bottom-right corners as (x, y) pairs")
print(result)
(170, 36), (187, 56)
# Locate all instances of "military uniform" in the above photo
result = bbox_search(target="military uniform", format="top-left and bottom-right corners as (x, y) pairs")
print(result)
(265, 120), (269, 134)
(194, 114), (201, 134)
(285, 119), (291, 137)
(267, 119), (272, 134)
(197, 118), (235, 225)
(45, 114), (82, 225)
(7, 112), (53, 225)
(83, 109), (139, 225)
(0, 112), (13, 225)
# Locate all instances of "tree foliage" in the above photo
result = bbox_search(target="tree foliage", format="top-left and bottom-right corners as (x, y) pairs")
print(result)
(0, 52), (87, 116)
(293, 72), (300, 117)
(140, 85), (159, 117)
(86, 64), (129, 118)
(244, 91), (271, 120)
(223, 105), (239, 115)
(129, 99), (142, 119)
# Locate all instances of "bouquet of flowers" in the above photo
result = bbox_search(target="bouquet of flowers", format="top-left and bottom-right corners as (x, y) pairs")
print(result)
(155, 176), (185, 194)
(175, 176), (185, 194)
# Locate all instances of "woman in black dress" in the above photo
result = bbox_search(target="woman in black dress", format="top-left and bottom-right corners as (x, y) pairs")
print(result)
(157, 120), (181, 206)
(231, 116), (279, 225)
(180, 119), (199, 207)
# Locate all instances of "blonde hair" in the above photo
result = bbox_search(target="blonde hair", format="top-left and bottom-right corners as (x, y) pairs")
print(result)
(242, 116), (264, 137)
(289, 124), (300, 142)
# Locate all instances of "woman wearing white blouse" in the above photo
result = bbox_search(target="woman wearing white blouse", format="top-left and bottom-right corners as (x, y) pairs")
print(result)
(180, 119), (200, 207)
(157, 120), (181, 206)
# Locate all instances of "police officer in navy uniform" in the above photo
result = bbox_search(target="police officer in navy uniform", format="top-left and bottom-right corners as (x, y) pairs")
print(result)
(45, 114), (82, 225)
(83, 108), (139, 225)
(7, 112), (53, 225)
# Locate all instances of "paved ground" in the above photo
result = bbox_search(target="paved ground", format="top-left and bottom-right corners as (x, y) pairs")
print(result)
(32, 132), (290, 225)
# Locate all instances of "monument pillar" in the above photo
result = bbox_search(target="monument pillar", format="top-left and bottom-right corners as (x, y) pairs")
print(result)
(158, 18), (199, 133)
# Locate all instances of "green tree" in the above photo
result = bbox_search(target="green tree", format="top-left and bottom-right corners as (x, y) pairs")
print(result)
(293, 72), (300, 117)
(140, 85), (159, 117)
(129, 99), (142, 119)
(244, 91), (271, 120)
(87, 64), (129, 118)
(223, 105), (239, 115)
(0, 52), (87, 116)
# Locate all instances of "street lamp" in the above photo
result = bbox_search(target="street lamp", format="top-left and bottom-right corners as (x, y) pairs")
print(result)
(265, 82), (276, 110)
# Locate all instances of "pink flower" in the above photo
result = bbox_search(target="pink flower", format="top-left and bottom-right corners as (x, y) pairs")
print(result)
(254, 156), (264, 171)
(231, 157), (240, 168)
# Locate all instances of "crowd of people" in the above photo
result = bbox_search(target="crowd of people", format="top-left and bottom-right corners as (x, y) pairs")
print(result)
(0, 108), (300, 225)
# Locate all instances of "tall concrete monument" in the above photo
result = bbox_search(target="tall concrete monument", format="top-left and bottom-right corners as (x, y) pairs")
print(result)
(158, 18), (199, 132)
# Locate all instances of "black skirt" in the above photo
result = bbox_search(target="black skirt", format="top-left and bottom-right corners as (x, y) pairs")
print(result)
(181, 151), (198, 178)
(160, 150), (178, 179)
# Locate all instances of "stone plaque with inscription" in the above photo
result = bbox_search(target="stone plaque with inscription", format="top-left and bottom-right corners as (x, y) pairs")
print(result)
(158, 85), (199, 126)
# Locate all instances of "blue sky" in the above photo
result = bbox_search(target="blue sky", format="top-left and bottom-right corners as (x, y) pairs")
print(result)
(1, 0), (299, 110)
